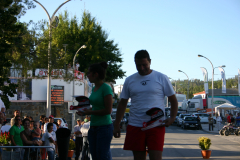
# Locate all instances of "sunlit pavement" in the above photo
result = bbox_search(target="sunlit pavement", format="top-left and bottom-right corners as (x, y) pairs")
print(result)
(110, 124), (240, 160)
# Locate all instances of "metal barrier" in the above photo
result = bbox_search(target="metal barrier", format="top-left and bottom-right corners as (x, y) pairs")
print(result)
(0, 146), (55, 160)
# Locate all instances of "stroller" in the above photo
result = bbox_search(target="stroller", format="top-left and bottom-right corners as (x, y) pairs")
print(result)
(219, 123), (240, 136)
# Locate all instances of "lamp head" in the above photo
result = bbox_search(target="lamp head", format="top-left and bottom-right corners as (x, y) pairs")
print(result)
(221, 65), (226, 68)
(82, 45), (87, 49)
(178, 70), (182, 72)
(198, 54), (203, 57)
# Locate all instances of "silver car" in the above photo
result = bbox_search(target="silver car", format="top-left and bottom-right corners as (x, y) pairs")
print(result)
(177, 114), (191, 126)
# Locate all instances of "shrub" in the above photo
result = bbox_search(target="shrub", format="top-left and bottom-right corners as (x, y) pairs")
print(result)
(198, 137), (211, 150)
(0, 132), (10, 145)
(69, 139), (76, 150)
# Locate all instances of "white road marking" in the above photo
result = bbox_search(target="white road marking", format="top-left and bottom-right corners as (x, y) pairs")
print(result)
(111, 145), (124, 149)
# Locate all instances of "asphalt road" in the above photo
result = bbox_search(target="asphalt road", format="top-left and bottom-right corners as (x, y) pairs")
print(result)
(111, 124), (240, 160)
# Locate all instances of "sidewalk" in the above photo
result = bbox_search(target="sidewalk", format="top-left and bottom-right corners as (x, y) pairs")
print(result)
(201, 123), (225, 134)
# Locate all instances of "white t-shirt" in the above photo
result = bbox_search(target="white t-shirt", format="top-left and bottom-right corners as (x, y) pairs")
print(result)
(74, 125), (82, 137)
(42, 131), (56, 151)
(120, 70), (175, 127)
(216, 116), (222, 122)
(43, 123), (57, 133)
(0, 98), (5, 111)
(80, 121), (90, 137)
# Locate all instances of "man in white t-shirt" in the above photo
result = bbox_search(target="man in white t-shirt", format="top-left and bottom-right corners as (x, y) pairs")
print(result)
(80, 116), (91, 160)
(74, 118), (83, 160)
(42, 123), (57, 160)
(113, 50), (178, 160)
(43, 115), (57, 133)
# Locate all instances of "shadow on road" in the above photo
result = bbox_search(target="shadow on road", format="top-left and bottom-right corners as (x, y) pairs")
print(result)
(163, 147), (240, 160)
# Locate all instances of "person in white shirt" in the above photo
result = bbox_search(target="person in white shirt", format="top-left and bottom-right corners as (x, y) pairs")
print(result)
(42, 123), (58, 160)
(43, 115), (57, 133)
(80, 116), (91, 160)
(0, 97), (6, 115)
(10, 110), (20, 126)
(76, 63), (80, 70)
(216, 114), (222, 131)
(113, 50), (178, 160)
(74, 118), (83, 160)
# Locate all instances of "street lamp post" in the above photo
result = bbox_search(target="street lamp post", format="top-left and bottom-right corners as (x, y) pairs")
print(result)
(33, 0), (72, 117)
(72, 45), (87, 101)
(198, 54), (226, 117)
(72, 45), (86, 132)
(178, 70), (189, 100)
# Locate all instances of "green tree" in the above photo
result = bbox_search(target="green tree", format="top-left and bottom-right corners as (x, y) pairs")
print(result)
(0, 0), (35, 109)
(35, 11), (125, 82)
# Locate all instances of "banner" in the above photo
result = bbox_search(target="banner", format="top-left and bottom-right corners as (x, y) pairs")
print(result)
(200, 67), (208, 94)
(35, 69), (65, 77)
(238, 69), (240, 96)
(74, 70), (84, 80)
(218, 67), (226, 93)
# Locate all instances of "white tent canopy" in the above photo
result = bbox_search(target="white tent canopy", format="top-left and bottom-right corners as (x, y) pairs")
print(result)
(215, 103), (237, 116)
(215, 103), (237, 110)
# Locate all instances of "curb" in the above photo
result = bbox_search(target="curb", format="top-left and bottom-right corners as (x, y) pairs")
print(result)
(202, 129), (219, 134)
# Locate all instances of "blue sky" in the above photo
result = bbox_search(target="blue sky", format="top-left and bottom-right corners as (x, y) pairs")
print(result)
(20, 0), (240, 85)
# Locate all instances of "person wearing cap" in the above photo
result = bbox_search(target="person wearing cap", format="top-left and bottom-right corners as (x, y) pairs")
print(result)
(80, 115), (91, 160)
(43, 115), (57, 133)
(74, 118), (83, 160)
(113, 50), (178, 160)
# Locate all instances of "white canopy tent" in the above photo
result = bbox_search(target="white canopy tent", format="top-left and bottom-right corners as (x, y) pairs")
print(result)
(215, 103), (237, 116)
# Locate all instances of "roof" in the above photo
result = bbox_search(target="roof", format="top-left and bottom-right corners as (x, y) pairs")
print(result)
(193, 89), (239, 96)
(208, 89), (239, 96)
(193, 91), (206, 95)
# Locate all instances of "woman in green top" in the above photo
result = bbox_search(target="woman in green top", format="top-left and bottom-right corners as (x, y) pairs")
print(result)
(77, 61), (113, 160)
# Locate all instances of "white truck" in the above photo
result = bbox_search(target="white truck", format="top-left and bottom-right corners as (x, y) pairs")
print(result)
(181, 95), (203, 113)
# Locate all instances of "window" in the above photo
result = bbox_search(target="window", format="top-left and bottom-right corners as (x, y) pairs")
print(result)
(185, 117), (197, 121)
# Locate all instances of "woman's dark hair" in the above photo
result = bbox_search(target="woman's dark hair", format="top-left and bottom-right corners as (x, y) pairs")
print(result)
(89, 61), (108, 80)
(47, 123), (53, 130)
(22, 118), (30, 125)
(134, 50), (150, 61)
(14, 115), (21, 124)
(53, 122), (58, 127)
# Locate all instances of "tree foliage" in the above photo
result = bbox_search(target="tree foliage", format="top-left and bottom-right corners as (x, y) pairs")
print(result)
(0, 0), (35, 109)
(173, 76), (239, 99)
(35, 11), (125, 82)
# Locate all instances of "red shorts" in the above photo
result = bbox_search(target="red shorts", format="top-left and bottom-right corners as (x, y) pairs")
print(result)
(124, 125), (165, 151)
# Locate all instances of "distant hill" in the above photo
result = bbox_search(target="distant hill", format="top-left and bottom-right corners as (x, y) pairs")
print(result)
(171, 76), (239, 99)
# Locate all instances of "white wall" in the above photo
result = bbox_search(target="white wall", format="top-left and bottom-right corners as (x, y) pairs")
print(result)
(32, 79), (84, 101)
